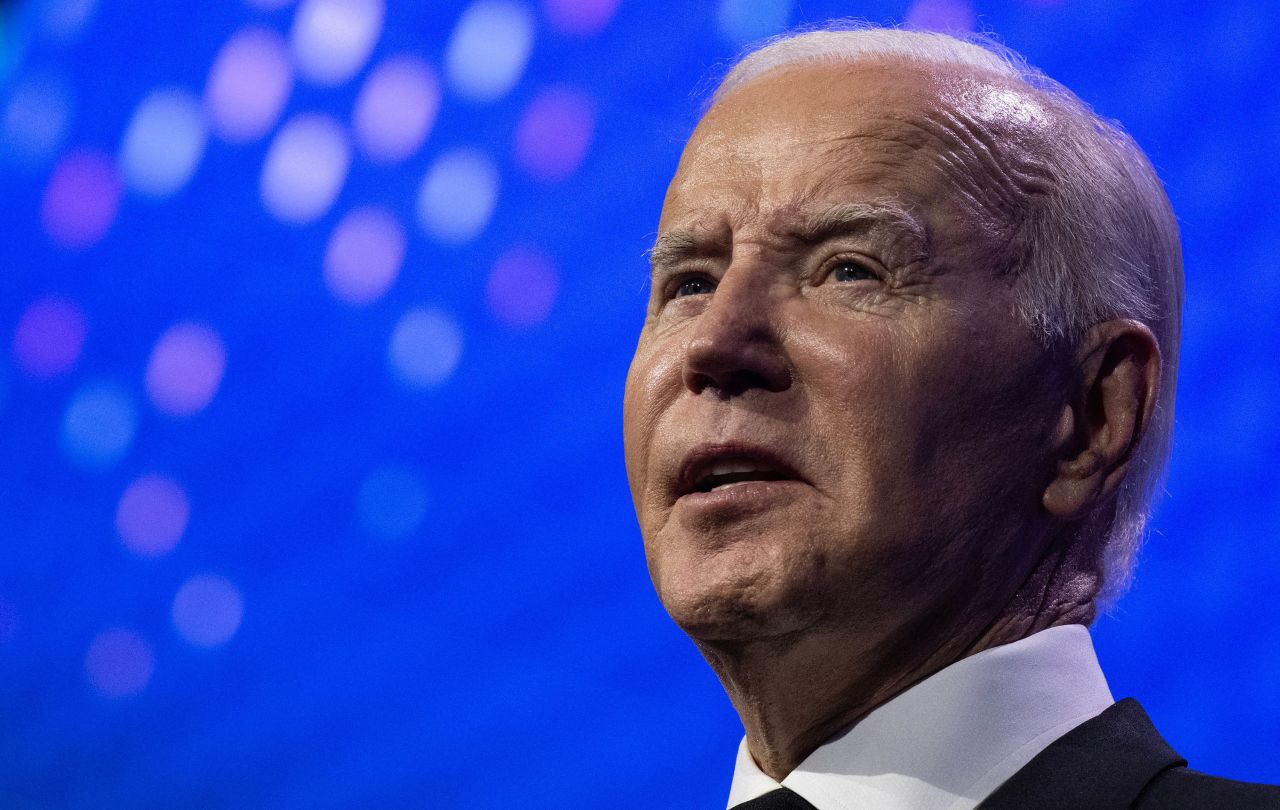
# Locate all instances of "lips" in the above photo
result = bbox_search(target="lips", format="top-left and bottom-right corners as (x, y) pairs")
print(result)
(676, 443), (805, 497)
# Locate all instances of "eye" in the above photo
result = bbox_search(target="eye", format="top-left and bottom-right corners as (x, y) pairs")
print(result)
(829, 259), (877, 283)
(674, 275), (716, 298)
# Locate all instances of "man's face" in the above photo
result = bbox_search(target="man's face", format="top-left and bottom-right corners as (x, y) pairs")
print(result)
(623, 60), (1069, 646)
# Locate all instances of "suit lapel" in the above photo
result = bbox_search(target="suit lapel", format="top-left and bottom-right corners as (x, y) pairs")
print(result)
(978, 698), (1187, 810)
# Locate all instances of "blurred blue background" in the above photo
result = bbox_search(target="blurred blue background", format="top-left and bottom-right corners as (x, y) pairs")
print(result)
(0, 0), (1277, 806)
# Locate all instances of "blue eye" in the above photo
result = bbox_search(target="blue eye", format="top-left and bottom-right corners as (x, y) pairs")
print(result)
(675, 276), (716, 297)
(831, 261), (876, 283)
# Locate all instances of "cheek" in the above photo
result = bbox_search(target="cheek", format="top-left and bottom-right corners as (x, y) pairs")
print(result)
(833, 309), (1052, 533)
(622, 334), (686, 509)
(796, 310), (1033, 535)
(802, 323), (924, 470)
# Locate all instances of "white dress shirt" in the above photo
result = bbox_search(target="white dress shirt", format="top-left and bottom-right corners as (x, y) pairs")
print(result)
(726, 624), (1114, 810)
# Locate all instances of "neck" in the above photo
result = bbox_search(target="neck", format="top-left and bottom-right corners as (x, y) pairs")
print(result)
(698, 538), (1098, 780)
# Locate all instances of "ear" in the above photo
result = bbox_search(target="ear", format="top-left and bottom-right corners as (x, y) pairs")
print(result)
(1043, 320), (1162, 520)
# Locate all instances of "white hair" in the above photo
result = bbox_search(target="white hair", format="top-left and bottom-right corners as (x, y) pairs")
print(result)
(711, 24), (1184, 606)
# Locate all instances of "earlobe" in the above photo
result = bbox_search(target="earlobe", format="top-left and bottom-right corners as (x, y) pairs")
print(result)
(1042, 320), (1161, 521)
(1043, 459), (1105, 519)
(1044, 401), (1100, 520)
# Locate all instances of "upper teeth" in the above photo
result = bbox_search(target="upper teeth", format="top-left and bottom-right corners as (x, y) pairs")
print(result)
(708, 460), (772, 476)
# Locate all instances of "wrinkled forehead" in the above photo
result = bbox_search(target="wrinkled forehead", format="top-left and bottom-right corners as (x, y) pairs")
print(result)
(661, 58), (1056, 237)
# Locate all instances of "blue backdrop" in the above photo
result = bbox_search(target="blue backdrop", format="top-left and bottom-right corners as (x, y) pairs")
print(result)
(1, 0), (1277, 806)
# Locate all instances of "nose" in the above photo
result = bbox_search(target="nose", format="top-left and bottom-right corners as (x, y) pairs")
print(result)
(682, 267), (792, 397)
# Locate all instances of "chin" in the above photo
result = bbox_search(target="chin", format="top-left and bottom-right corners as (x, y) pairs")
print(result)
(653, 540), (828, 643)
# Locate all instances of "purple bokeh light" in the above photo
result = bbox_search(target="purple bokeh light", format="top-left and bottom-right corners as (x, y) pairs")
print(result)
(145, 322), (227, 417)
(116, 474), (190, 558)
(486, 245), (559, 328)
(85, 628), (154, 698)
(12, 296), (86, 378)
(172, 574), (244, 647)
(514, 86), (595, 182)
(323, 206), (406, 305)
(205, 27), (294, 143)
(904, 0), (975, 33)
(541, 0), (620, 36)
(40, 149), (122, 249)
(353, 55), (439, 163)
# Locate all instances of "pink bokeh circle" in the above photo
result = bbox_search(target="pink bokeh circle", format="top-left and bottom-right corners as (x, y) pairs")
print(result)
(145, 322), (227, 417)
(12, 296), (86, 378)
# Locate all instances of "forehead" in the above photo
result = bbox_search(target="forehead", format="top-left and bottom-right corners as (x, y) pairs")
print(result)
(660, 59), (1053, 240)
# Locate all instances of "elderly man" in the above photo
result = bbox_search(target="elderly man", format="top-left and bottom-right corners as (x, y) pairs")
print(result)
(622, 25), (1280, 810)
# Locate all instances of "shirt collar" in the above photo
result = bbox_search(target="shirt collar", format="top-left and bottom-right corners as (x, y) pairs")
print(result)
(726, 624), (1114, 810)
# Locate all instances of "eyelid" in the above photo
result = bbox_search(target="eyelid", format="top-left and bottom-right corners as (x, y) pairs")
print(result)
(813, 251), (887, 285)
(656, 263), (719, 301)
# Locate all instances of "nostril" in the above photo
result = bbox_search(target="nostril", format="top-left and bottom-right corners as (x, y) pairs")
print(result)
(683, 341), (792, 397)
(689, 368), (780, 398)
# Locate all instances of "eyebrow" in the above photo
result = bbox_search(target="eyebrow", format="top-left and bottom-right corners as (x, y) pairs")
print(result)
(786, 202), (927, 249)
(648, 202), (927, 273)
(646, 229), (723, 274)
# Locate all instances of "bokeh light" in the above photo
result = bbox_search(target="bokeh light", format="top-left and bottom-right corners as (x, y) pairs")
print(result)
(289, 0), (384, 86)
(260, 113), (351, 224)
(716, 0), (791, 45)
(352, 55), (439, 163)
(119, 88), (208, 199)
(387, 307), (463, 388)
(42, 0), (100, 41)
(11, 296), (87, 379)
(416, 147), (498, 244)
(40, 149), (122, 249)
(172, 574), (244, 648)
(541, 0), (620, 36)
(1, 72), (73, 169)
(904, 0), (976, 32)
(60, 381), (137, 470)
(145, 322), (227, 417)
(486, 245), (559, 328)
(84, 628), (153, 698)
(204, 27), (294, 143)
(323, 205), (405, 305)
(513, 85), (595, 182)
(444, 0), (535, 102)
(356, 463), (428, 540)
(115, 474), (190, 558)
(3, 1), (1280, 804)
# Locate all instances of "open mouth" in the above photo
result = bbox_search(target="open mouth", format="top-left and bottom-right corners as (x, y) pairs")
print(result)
(677, 445), (803, 496)
(691, 460), (791, 492)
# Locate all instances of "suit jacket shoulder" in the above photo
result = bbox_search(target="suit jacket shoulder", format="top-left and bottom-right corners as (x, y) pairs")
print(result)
(979, 698), (1280, 809)
(1140, 767), (1280, 809)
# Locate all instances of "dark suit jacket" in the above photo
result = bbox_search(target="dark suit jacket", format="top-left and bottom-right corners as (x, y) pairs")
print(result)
(979, 698), (1280, 808)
